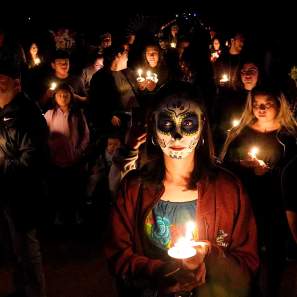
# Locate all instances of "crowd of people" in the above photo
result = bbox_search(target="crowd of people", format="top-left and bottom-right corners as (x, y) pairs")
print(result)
(0, 12), (296, 297)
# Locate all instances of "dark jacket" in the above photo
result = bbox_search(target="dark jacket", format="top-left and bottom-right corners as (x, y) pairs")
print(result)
(0, 92), (49, 231)
(105, 168), (259, 297)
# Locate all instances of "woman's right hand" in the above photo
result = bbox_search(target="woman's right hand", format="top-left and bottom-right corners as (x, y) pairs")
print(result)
(157, 263), (199, 294)
(125, 125), (147, 150)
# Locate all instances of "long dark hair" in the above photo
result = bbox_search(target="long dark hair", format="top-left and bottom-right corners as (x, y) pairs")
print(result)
(140, 81), (217, 189)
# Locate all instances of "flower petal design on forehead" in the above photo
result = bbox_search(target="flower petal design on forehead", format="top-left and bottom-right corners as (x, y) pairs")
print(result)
(167, 100), (191, 117)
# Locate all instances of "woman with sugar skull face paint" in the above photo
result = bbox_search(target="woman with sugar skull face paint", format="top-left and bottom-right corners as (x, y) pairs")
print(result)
(155, 97), (204, 160)
(105, 82), (259, 297)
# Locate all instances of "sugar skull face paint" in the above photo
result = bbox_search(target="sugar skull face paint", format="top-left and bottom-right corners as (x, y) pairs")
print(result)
(155, 98), (203, 159)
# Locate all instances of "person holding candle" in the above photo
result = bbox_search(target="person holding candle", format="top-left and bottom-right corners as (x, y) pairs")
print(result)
(211, 59), (263, 153)
(135, 41), (170, 98)
(105, 82), (258, 297)
(220, 86), (297, 297)
(44, 83), (90, 226)
(39, 50), (87, 112)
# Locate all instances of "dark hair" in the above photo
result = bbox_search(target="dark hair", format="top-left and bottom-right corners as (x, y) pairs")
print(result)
(103, 42), (126, 67)
(51, 50), (70, 62)
(140, 81), (216, 188)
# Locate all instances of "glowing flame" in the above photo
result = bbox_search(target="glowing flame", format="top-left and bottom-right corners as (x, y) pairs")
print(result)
(49, 82), (57, 90)
(232, 119), (240, 127)
(249, 146), (259, 159)
(220, 74), (229, 82)
(34, 57), (41, 65)
(137, 69), (143, 77)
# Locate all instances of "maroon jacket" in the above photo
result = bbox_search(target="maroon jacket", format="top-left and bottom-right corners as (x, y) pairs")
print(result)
(105, 167), (259, 297)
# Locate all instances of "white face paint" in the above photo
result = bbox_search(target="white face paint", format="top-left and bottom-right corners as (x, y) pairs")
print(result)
(155, 98), (203, 159)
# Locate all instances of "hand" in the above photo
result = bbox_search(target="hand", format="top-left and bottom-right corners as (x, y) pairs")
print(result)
(239, 158), (259, 168)
(182, 241), (210, 271)
(146, 79), (157, 91)
(137, 80), (147, 91)
(157, 262), (198, 294)
(46, 89), (55, 98)
(111, 115), (121, 127)
(125, 126), (147, 150)
(254, 162), (270, 176)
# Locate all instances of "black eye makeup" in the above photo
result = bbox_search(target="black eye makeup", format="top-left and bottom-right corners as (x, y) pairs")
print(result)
(181, 112), (199, 134)
(157, 111), (199, 135)
(157, 112), (175, 134)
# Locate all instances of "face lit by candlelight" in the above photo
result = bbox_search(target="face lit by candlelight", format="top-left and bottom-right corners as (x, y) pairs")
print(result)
(55, 89), (71, 109)
(240, 63), (259, 91)
(252, 94), (278, 123)
(155, 98), (203, 159)
(145, 46), (159, 68)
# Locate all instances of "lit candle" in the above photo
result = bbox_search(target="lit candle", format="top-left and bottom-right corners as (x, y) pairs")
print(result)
(34, 57), (41, 65)
(248, 146), (259, 159)
(170, 42), (176, 48)
(248, 146), (266, 167)
(168, 237), (197, 259)
(146, 70), (152, 80)
(152, 73), (158, 83)
(168, 221), (197, 259)
(49, 82), (57, 91)
(185, 221), (195, 241)
(232, 118), (240, 128)
(220, 74), (229, 83)
(146, 71), (158, 83)
(136, 68), (145, 83)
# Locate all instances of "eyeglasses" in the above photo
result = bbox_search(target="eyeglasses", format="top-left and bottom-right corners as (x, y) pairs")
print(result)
(241, 69), (258, 76)
(252, 102), (274, 110)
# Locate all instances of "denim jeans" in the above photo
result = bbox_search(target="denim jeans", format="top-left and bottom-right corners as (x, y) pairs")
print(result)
(0, 207), (47, 297)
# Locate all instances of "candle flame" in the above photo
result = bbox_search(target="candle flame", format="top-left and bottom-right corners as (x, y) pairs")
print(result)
(249, 146), (259, 159)
(185, 221), (195, 241)
(49, 82), (57, 90)
(170, 42), (176, 48)
(137, 69), (143, 77)
(34, 57), (41, 65)
(232, 119), (240, 127)
(220, 74), (229, 82)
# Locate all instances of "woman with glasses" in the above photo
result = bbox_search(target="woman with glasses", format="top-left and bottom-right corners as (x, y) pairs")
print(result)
(219, 86), (297, 297)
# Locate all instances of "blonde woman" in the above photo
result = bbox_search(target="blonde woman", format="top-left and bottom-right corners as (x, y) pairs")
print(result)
(220, 86), (297, 297)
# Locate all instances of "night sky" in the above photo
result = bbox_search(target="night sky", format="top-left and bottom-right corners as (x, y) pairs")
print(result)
(2, 0), (296, 55)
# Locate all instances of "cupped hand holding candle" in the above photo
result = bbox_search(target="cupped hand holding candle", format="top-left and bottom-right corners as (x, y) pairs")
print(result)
(248, 146), (267, 168)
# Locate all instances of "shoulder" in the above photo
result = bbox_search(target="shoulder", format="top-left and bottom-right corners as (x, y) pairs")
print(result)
(120, 170), (142, 191)
(213, 166), (246, 199)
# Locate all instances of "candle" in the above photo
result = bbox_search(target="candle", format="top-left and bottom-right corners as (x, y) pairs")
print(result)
(136, 69), (145, 83)
(146, 70), (152, 80)
(168, 221), (197, 259)
(220, 74), (229, 83)
(34, 57), (41, 65)
(152, 73), (158, 83)
(231, 118), (240, 128)
(170, 42), (176, 48)
(146, 71), (158, 83)
(185, 221), (195, 241)
(168, 237), (197, 259)
(248, 146), (259, 159)
(248, 146), (266, 167)
(49, 82), (57, 91)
